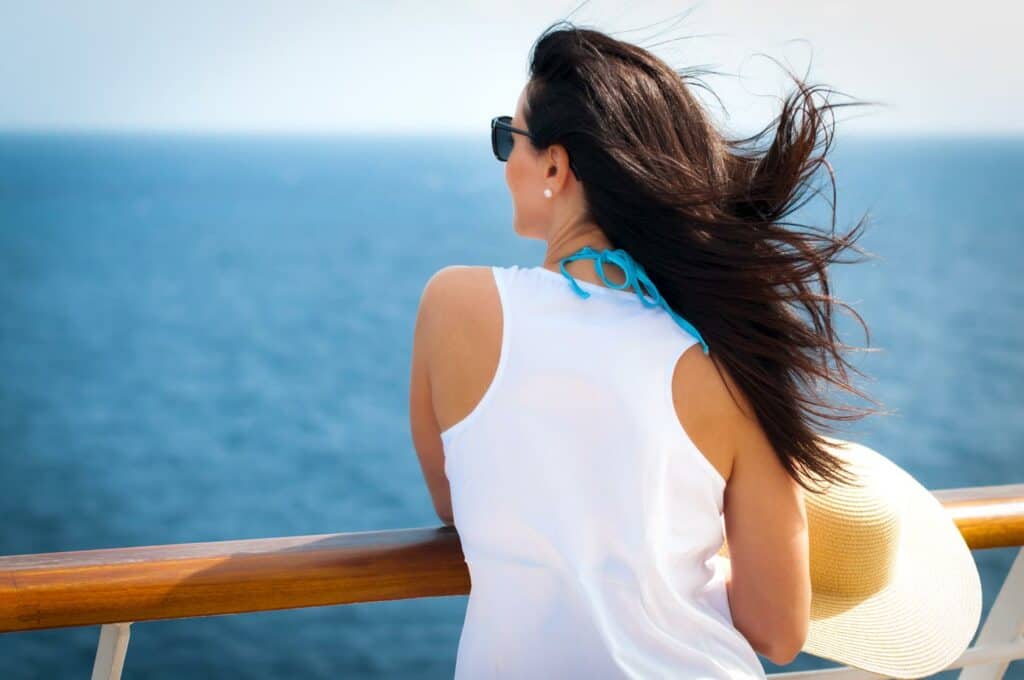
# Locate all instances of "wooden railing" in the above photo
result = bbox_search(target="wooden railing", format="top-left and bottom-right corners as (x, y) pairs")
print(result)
(2, 483), (1023, 679)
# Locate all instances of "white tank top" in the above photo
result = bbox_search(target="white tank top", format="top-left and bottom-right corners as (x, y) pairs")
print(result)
(441, 264), (767, 679)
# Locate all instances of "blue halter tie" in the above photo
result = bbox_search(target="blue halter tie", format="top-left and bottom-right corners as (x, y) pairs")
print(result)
(557, 245), (710, 355)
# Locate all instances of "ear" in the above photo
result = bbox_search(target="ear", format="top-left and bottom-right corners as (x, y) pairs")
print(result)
(545, 144), (575, 186)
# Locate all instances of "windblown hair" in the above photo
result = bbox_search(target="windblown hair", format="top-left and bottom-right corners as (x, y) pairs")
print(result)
(524, 20), (889, 492)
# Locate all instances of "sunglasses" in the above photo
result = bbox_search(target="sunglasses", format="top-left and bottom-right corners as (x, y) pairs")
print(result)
(490, 115), (578, 177)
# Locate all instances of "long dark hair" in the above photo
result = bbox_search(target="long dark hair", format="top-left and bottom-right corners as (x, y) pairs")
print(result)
(524, 20), (889, 492)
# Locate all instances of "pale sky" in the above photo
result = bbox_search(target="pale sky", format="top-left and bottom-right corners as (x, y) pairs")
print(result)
(1, 0), (1021, 136)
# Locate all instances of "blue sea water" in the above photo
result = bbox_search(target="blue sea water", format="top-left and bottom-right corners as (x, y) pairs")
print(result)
(0, 131), (1021, 679)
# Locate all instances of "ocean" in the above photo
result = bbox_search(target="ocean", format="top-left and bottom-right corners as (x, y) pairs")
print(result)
(0, 132), (1021, 678)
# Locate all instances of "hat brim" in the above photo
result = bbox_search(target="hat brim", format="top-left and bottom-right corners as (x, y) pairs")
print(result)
(800, 440), (982, 678)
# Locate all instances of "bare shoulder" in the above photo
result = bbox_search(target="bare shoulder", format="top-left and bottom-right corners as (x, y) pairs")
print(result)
(419, 264), (499, 360)
(419, 265), (502, 433)
(421, 265), (495, 314)
(670, 345), (760, 485)
(671, 343), (799, 503)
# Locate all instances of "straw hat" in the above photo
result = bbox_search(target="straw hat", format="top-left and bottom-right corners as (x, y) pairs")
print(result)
(717, 436), (982, 678)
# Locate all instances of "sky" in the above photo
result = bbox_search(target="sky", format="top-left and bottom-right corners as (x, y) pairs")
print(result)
(1, 0), (1021, 137)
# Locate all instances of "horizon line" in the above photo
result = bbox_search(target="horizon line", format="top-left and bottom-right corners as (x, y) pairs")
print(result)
(1, 126), (1022, 140)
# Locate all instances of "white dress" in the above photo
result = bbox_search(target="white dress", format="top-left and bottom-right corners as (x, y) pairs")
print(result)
(441, 264), (768, 679)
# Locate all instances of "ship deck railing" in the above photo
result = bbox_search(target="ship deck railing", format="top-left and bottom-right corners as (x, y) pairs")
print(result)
(1, 483), (1022, 679)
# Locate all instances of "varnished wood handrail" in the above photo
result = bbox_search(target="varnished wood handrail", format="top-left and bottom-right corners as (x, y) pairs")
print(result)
(1, 483), (1021, 634)
(932, 483), (1024, 550)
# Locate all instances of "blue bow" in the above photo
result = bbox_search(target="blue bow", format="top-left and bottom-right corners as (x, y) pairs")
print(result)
(557, 246), (710, 355)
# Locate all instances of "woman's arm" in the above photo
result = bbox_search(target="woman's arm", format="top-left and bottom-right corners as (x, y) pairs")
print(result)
(722, 407), (811, 666)
(672, 346), (811, 665)
(408, 269), (457, 526)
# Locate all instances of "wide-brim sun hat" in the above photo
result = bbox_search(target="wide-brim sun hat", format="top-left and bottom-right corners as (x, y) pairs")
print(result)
(718, 436), (982, 678)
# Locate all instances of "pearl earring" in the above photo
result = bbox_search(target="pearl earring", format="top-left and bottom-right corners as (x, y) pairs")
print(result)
(543, 188), (553, 198)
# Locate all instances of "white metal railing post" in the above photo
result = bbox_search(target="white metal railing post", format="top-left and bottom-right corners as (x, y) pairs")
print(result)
(959, 546), (1024, 680)
(767, 637), (1024, 678)
(90, 622), (131, 680)
(768, 547), (1024, 679)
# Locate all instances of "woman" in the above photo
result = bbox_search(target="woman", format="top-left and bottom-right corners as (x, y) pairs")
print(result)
(409, 21), (880, 679)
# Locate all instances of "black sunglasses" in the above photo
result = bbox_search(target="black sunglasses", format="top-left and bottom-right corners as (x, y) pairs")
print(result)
(490, 115), (578, 177)
(490, 115), (531, 162)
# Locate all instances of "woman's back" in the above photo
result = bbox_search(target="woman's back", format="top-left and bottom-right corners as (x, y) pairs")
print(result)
(441, 264), (767, 678)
